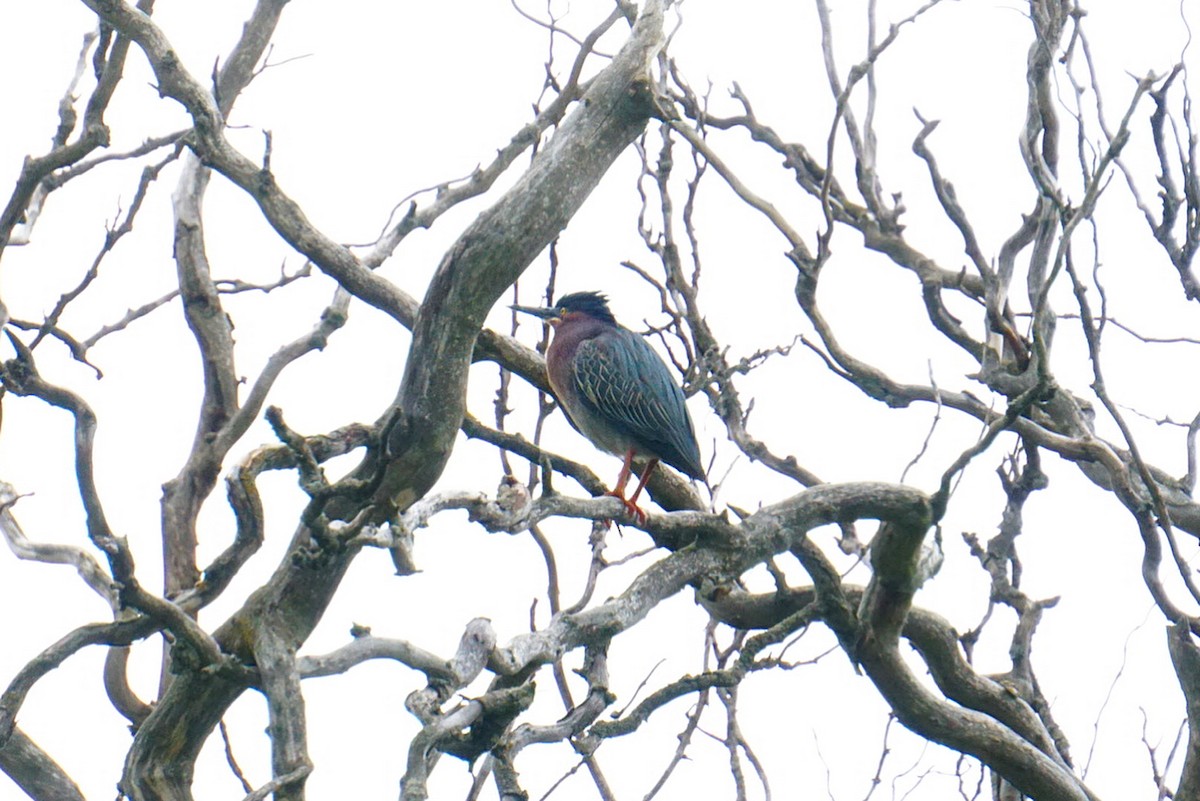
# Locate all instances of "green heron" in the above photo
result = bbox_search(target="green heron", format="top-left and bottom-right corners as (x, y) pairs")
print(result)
(512, 291), (705, 520)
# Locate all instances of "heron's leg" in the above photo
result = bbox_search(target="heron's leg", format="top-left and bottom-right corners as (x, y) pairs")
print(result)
(628, 458), (659, 505)
(609, 449), (636, 498)
(605, 450), (651, 523)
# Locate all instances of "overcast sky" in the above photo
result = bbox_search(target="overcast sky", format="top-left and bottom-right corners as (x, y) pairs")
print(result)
(2, 2), (1199, 799)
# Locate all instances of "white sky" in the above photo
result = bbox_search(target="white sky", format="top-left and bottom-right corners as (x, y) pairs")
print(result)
(2, 1), (1198, 799)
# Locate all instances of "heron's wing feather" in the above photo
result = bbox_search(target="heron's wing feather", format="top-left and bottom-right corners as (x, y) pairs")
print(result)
(573, 330), (704, 479)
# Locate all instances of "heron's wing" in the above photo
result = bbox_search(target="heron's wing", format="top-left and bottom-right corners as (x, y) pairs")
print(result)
(573, 330), (704, 479)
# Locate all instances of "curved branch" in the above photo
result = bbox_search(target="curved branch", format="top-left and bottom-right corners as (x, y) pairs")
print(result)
(0, 481), (116, 606)
(492, 482), (930, 674)
(0, 340), (131, 581)
(193, 423), (373, 608)
(704, 584), (1091, 800)
(0, 617), (157, 747)
(104, 645), (153, 727)
(297, 635), (453, 683)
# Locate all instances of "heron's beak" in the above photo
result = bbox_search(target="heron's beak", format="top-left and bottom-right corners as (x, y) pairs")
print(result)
(510, 303), (561, 323)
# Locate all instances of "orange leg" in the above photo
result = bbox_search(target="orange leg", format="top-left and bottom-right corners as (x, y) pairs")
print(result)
(605, 451), (657, 523)
(609, 448), (636, 499)
(628, 458), (659, 507)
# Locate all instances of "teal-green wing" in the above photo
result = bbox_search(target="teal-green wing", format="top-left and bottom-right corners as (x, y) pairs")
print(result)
(573, 329), (704, 480)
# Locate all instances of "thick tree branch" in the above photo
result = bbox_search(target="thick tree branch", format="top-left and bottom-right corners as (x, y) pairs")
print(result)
(253, 626), (311, 801)
(0, 728), (87, 801)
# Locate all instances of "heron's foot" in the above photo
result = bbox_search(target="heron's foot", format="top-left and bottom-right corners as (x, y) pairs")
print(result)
(605, 489), (647, 524)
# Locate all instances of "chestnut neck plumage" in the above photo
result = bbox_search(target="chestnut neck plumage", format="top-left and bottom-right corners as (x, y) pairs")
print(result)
(545, 313), (608, 412)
